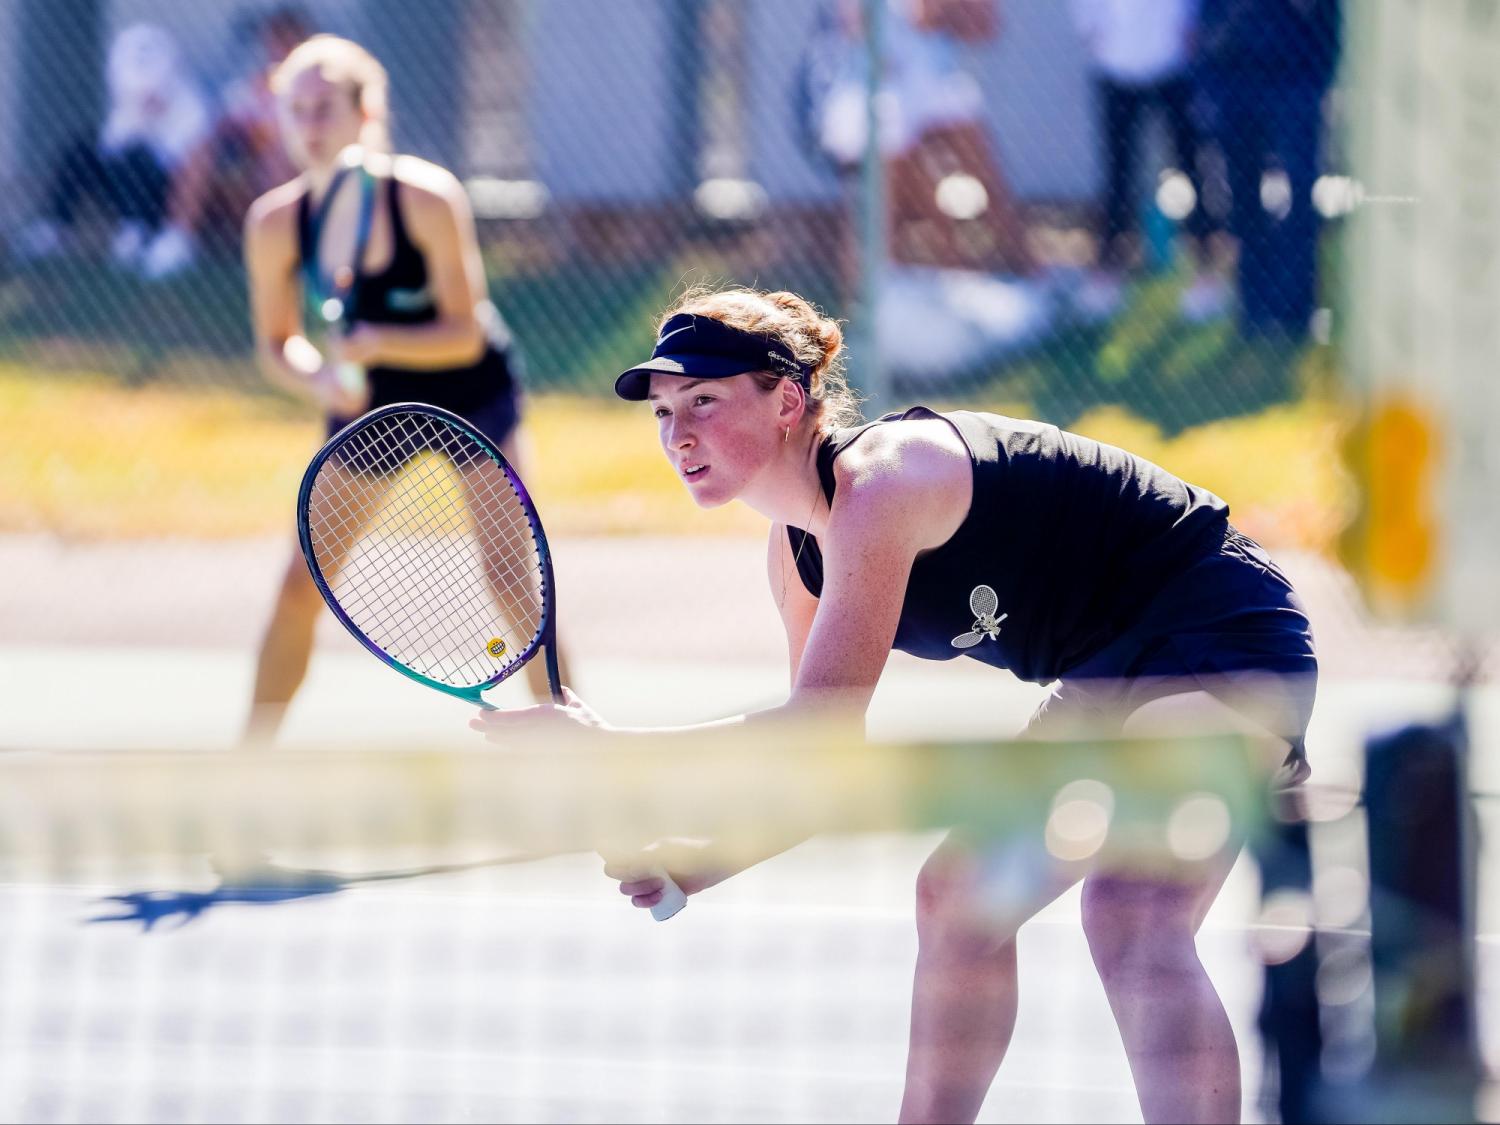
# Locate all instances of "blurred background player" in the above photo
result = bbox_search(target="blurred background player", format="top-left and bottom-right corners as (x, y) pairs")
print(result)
(242, 34), (563, 744)
(1195, 0), (1341, 339)
(475, 285), (1317, 1124)
(1068, 0), (1229, 323)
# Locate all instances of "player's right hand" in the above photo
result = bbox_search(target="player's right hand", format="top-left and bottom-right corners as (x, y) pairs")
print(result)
(469, 686), (610, 740)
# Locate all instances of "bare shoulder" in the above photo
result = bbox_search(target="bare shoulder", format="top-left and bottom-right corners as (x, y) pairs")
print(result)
(391, 155), (468, 212)
(244, 178), (305, 241)
(832, 416), (971, 497)
(830, 416), (972, 547)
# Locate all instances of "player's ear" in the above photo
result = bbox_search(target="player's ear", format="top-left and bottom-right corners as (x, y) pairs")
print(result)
(776, 377), (805, 429)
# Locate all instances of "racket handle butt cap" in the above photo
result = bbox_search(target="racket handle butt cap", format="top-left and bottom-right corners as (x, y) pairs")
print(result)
(651, 873), (689, 922)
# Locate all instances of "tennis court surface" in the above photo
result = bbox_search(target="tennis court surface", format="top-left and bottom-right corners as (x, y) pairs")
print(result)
(1, 533), (1495, 1123)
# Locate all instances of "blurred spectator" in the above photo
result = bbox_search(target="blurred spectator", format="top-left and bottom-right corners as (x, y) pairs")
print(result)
(803, 0), (1034, 275)
(161, 5), (314, 275)
(1069, 0), (1228, 324)
(1196, 0), (1341, 338)
(16, 24), (211, 278)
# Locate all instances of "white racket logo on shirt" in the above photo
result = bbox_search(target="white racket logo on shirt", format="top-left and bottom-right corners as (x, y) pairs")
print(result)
(951, 584), (1008, 649)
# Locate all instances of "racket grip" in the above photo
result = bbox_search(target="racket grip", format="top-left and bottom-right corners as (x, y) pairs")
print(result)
(649, 867), (689, 922)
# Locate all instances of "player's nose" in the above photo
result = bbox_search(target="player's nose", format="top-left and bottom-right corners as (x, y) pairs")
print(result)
(667, 417), (694, 450)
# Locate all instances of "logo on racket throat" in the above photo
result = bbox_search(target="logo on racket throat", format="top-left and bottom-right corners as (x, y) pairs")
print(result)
(485, 637), (508, 659)
(950, 585), (1007, 649)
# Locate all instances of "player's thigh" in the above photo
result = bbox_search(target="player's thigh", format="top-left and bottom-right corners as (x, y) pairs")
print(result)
(457, 458), (546, 631)
(304, 460), (392, 576)
(1114, 688), (1270, 931)
(496, 430), (529, 478)
(1122, 686), (1294, 775)
(457, 455), (511, 506)
(457, 458), (534, 555)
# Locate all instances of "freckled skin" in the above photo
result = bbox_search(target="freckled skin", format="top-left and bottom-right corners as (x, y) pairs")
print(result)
(648, 374), (787, 510)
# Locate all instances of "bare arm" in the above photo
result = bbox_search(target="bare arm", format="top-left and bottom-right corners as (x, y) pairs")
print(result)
(574, 427), (973, 895)
(244, 186), (343, 408)
(765, 423), (975, 722)
(471, 422), (972, 905)
(659, 475), (935, 881)
(641, 523), (840, 885)
(340, 159), (488, 370)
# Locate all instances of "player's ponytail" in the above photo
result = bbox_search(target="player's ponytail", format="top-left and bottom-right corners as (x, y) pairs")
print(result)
(664, 286), (863, 432)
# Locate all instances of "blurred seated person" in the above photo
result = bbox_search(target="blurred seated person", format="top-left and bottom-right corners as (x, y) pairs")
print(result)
(804, 0), (1035, 276)
(161, 5), (313, 273)
(17, 24), (211, 279)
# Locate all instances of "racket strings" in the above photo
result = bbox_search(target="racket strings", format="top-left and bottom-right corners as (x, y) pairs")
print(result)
(464, 461), (545, 590)
(309, 412), (549, 688)
(365, 415), (548, 679)
(335, 426), (541, 685)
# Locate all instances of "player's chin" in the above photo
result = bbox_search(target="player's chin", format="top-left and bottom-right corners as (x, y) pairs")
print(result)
(682, 481), (735, 509)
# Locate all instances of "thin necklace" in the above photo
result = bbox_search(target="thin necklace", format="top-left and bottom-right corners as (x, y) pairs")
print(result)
(781, 451), (823, 611)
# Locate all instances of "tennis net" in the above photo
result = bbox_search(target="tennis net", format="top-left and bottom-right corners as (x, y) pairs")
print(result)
(0, 728), (1473, 1123)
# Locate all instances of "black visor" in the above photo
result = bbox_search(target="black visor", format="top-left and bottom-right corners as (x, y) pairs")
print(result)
(614, 314), (810, 400)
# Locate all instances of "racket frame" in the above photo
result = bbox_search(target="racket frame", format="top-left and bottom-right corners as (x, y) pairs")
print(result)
(298, 403), (689, 922)
(296, 402), (563, 708)
(304, 151), (376, 400)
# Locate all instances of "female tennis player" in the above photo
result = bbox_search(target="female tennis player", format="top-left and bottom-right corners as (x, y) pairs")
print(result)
(472, 286), (1316, 1124)
(242, 35), (562, 743)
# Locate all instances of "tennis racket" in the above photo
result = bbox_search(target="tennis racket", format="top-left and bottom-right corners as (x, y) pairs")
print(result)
(296, 402), (689, 921)
(305, 148), (374, 409)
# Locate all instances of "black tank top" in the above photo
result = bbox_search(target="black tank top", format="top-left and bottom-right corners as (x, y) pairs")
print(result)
(296, 174), (516, 414)
(787, 407), (1230, 684)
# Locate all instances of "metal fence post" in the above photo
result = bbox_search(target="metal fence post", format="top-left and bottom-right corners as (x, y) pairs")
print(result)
(854, 0), (887, 415)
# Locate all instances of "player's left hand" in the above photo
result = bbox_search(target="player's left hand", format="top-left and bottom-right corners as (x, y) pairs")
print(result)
(602, 839), (727, 910)
(468, 686), (610, 741)
(312, 361), (370, 417)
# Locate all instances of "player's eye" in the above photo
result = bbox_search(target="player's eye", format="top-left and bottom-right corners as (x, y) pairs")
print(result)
(652, 406), (670, 419)
(693, 395), (715, 407)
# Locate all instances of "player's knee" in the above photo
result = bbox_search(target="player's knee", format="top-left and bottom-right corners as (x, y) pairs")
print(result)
(1080, 876), (1195, 978)
(914, 853), (1015, 957)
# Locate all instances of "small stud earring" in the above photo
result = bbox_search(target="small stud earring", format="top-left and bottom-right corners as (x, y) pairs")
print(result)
(784, 427), (790, 444)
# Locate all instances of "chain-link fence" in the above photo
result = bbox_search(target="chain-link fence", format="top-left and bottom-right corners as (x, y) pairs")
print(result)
(3, 11), (1496, 1120)
(3, 0), (1484, 681)
(2, 0), (1343, 399)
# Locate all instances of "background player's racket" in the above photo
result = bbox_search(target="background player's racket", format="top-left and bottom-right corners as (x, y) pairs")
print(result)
(296, 402), (688, 921)
(304, 147), (374, 406)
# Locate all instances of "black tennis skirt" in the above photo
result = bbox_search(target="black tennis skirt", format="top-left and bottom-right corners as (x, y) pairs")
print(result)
(1026, 526), (1318, 776)
(324, 344), (523, 448)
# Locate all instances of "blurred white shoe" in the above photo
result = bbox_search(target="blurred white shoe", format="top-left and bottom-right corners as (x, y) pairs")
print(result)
(1070, 270), (1125, 324)
(1179, 275), (1230, 323)
(110, 221), (148, 267)
(140, 225), (195, 280)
